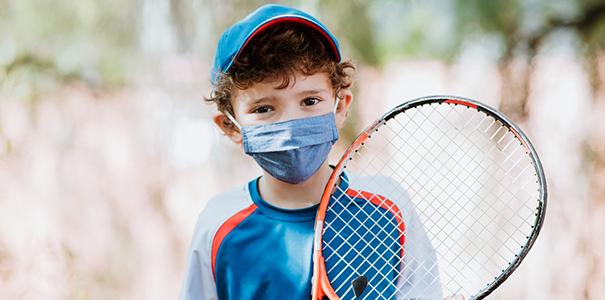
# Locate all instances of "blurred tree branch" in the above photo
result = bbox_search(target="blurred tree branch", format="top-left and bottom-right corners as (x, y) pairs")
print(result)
(527, 1), (605, 67)
(499, 1), (605, 120)
(170, 0), (195, 53)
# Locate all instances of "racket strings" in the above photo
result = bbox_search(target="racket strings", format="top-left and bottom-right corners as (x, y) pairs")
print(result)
(321, 103), (541, 299)
(324, 182), (405, 294)
(386, 108), (524, 259)
(389, 105), (539, 288)
(325, 176), (443, 299)
(395, 105), (538, 224)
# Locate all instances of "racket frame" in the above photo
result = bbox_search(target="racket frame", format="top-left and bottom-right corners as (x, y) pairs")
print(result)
(311, 95), (547, 300)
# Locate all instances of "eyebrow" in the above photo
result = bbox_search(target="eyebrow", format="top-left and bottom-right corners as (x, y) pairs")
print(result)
(297, 89), (329, 96)
(247, 89), (329, 104)
(246, 96), (271, 106)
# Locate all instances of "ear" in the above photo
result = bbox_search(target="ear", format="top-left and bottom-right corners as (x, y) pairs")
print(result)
(335, 89), (353, 129)
(213, 113), (242, 144)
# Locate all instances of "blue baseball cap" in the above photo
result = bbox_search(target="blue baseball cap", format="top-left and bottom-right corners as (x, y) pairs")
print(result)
(210, 4), (341, 85)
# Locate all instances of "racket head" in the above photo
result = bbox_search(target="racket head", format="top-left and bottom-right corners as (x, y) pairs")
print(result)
(312, 95), (547, 300)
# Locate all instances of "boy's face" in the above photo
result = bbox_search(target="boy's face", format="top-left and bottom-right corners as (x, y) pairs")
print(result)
(214, 71), (352, 144)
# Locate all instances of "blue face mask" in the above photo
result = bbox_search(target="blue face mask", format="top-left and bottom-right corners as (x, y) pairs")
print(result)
(227, 107), (340, 184)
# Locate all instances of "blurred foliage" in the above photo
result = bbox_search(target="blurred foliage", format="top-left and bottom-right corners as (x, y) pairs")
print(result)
(0, 0), (138, 100)
(319, 1), (380, 66)
(1, 0), (604, 101)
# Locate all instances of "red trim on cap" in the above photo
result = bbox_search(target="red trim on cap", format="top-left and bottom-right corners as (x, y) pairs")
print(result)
(236, 17), (340, 62)
(211, 204), (257, 279)
(345, 189), (406, 258)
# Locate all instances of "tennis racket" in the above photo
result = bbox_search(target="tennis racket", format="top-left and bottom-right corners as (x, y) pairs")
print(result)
(311, 95), (547, 300)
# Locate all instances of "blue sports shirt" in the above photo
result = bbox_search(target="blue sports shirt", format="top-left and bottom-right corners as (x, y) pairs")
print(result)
(179, 173), (442, 299)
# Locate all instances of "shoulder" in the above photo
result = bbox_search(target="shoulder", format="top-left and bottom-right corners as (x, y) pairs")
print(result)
(345, 173), (415, 221)
(180, 185), (253, 300)
(199, 184), (253, 226)
(346, 173), (411, 205)
(190, 183), (254, 253)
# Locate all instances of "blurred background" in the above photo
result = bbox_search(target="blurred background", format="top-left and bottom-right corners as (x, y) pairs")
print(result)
(1, 0), (604, 299)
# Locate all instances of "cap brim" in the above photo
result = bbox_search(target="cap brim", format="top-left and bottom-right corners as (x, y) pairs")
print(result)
(226, 16), (341, 72)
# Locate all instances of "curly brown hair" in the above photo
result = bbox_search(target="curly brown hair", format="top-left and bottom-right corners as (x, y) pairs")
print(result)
(206, 23), (355, 125)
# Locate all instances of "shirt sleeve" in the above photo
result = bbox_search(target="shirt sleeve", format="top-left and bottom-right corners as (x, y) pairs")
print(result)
(349, 174), (443, 300)
(178, 214), (218, 300)
(396, 198), (443, 300)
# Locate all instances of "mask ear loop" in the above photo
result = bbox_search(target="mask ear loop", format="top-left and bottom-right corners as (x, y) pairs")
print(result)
(333, 96), (341, 114)
(224, 111), (242, 130)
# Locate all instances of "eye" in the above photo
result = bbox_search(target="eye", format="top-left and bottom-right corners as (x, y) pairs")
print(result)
(252, 105), (273, 114)
(302, 97), (321, 106)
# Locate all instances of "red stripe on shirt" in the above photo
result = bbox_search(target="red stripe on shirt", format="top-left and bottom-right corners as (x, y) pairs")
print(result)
(345, 189), (406, 257)
(211, 204), (257, 279)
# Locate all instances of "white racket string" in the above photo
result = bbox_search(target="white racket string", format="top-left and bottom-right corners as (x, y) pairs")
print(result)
(320, 101), (542, 299)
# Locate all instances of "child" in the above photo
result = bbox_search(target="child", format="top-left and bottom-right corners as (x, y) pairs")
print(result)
(179, 4), (443, 300)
